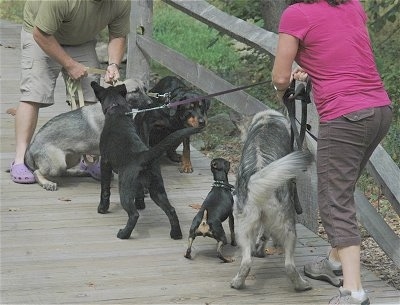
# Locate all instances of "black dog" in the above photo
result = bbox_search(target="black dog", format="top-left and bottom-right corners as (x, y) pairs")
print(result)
(91, 82), (201, 240)
(134, 76), (210, 173)
(184, 158), (236, 262)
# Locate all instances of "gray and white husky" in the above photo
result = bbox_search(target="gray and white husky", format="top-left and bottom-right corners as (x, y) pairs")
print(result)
(229, 109), (313, 291)
(25, 79), (152, 191)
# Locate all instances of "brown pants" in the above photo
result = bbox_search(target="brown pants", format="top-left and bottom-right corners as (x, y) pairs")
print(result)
(317, 105), (392, 248)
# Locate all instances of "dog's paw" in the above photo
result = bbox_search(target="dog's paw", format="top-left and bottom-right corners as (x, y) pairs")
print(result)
(42, 182), (57, 191)
(117, 229), (131, 239)
(97, 201), (110, 214)
(230, 277), (245, 290)
(33, 171), (57, 191)
(179, 165), (193, 174)
(252, 249), (266, 258)
(170, 227), (183, 240)
(218, 254), (235, 263)
(184, 250), (192, 259)
(293, 277), (312, 292)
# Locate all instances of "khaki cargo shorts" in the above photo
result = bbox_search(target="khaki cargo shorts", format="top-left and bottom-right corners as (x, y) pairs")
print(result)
(20, 29), (100, 107)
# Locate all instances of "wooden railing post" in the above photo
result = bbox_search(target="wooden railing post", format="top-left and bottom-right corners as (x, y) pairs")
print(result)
(126, 0), (153, 86)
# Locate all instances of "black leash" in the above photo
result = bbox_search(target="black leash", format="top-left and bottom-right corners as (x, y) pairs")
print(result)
(167, 79), (271, 108)
(126, 79), (271, 116)
(282, 79), (316, 216)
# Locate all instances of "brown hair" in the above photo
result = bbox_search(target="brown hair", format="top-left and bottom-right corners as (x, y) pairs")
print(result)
(290, 0), (348, 5)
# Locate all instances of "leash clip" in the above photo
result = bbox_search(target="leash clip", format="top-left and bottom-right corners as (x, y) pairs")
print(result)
(125, 104), (168, 117)
(147, 92), (171, 99)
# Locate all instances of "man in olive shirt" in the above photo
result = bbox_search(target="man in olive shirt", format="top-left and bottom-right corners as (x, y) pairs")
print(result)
(11, 0), (131, 183)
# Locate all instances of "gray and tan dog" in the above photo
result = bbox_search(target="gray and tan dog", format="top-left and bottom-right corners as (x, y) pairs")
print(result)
(229, 109), (313, 291)
(25, 79), (151, 191)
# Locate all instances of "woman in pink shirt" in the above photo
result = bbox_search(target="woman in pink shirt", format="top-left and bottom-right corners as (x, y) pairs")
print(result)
(272, 0), (392, 304)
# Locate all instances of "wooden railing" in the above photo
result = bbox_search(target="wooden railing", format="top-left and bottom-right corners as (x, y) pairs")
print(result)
(126, 0), (400, 267)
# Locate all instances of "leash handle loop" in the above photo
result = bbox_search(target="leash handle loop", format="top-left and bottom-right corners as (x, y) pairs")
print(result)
(283, 79), (313, 150)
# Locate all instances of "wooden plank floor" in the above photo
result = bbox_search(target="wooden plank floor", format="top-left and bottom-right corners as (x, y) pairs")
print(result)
(1, 20), (399, 305)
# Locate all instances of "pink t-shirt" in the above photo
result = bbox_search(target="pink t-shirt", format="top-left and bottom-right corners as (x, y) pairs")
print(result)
(279, 0), (391, 122)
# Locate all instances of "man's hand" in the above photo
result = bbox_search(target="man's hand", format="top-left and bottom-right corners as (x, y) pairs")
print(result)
(65, 61), (88, 80)
(105, 63), (120, 84)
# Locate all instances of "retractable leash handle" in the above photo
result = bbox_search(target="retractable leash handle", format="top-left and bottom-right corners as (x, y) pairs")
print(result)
(283, 79), (313, 151)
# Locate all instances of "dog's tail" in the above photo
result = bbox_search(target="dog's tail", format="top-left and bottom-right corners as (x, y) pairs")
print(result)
(143, 127), (203, 164)
(248, 150), (313, 205)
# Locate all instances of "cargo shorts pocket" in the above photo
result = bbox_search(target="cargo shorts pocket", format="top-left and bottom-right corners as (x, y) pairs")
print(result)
(21, 56), (33, 69)
(20, 56), (34, 95)
(343, 108), (374, 122)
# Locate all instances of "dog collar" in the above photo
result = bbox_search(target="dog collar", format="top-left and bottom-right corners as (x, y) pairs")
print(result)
(212, 180), (234, 191)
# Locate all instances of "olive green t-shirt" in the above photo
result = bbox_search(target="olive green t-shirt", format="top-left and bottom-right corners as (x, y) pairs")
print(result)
(23, 0), (130, 46)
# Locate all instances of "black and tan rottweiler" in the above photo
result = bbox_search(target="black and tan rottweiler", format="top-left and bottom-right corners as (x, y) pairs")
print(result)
(91, 82), (201, 240)
(134, 76), (210, 173)
(184, 158), (236, 262)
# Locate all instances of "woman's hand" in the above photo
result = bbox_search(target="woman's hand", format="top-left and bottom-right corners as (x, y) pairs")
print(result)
(292, 67), (308, 82)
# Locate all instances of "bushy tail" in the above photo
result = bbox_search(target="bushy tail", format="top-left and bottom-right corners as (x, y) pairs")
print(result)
(247, 150), (313, 205)
(142, 127), (203, 164)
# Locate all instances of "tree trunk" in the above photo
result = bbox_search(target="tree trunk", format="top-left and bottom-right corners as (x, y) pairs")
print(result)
(260, 0), (291, 33)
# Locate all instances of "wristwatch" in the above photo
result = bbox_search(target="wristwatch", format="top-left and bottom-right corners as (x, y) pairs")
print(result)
(108, 63), (120, 69)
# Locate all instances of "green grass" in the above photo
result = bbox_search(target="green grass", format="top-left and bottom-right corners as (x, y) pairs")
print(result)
(153, 2), (240, 76)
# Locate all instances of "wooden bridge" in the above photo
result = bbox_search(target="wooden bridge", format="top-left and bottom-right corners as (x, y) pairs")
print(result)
(1, 15), (399, 305)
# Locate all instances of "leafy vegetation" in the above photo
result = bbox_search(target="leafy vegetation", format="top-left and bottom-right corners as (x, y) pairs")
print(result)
(0, 0), (24, 23)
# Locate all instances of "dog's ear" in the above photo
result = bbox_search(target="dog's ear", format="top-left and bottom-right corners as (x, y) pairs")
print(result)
(114, 84), (127, 97)
(91, 81), (107, 102)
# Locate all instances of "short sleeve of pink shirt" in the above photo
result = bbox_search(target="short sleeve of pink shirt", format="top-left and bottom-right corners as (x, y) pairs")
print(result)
(279, 6), (309, 41)
(278, 1), (390, 122)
